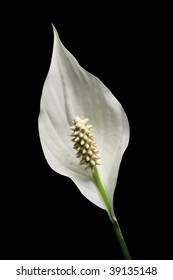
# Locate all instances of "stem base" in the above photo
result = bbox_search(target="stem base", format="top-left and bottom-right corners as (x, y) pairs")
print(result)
(92, 167), (131, 260)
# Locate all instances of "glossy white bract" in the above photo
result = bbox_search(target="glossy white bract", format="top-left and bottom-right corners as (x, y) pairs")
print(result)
(38, 25), (129, 219)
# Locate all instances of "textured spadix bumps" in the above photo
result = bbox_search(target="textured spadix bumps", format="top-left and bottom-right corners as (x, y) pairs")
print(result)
(71, 116), (100, 169)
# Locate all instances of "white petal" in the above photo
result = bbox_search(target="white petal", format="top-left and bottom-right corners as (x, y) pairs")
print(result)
(38, 25), (129, 215)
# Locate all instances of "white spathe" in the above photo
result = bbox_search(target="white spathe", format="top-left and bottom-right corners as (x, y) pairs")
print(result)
(38, 25), (129, 219)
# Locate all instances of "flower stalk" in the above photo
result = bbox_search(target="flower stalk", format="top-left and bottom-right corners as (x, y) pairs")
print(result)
(92, 167), (131, 260)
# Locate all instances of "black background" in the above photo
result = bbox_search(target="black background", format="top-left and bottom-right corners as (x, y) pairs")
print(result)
(1, 4), (172, 260)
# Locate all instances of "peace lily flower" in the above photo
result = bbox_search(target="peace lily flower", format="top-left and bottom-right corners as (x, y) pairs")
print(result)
(38, 25), (131, 259)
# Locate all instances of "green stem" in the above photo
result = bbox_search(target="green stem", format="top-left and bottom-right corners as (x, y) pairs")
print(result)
(92, 167), (131, 260)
